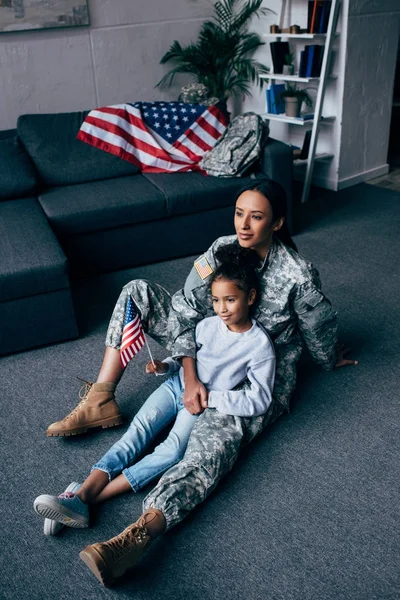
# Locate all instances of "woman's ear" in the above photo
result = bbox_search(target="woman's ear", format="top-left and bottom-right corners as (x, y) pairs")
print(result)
(248, 288), (257, 305)
(273, 216), (285, 232)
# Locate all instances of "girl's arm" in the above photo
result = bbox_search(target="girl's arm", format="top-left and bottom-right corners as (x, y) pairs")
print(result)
(167, 237), (233, 414)
(207, 356), (276, 417)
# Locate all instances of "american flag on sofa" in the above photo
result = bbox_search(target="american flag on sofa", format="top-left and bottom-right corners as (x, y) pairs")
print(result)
(77, 102), (228, 173)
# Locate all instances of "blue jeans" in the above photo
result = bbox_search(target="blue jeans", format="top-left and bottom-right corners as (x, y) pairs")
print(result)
(92, 372), (198, 492)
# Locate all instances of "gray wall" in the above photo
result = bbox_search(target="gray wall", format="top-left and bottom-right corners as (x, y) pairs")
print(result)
(0, 0), (214, 130)
(338, 0), (400, 187)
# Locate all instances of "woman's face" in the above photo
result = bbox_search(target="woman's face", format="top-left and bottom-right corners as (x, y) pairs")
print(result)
(234, 190), (282, 258)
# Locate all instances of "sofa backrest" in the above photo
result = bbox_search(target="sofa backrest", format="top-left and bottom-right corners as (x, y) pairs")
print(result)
(0, 129), (39, 200)
(17, 111), (140, 187)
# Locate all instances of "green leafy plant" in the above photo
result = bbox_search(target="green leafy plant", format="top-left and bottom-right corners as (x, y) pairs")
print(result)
(156, 0), (275, 101)
(284, 52), (295, 66)
(279, 82), (313, 107)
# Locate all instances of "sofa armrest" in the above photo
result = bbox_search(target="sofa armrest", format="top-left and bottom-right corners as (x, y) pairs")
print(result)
(259, 137), (294, 233)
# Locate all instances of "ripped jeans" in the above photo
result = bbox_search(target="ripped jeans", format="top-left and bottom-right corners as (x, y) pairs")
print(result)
(92, 372), (198, 492)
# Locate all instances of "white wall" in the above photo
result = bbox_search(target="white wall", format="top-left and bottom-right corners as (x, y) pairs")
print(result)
(0, 0), (215, 130)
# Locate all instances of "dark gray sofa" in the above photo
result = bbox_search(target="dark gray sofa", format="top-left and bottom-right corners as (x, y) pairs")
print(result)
(0, 110), (293, 355)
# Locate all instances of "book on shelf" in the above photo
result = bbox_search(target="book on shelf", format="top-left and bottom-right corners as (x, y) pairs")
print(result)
(270, 41), (290, 74)
(305, 44), (316, 77)
(318, 1), (332, 33)
(299, 47), (308, 78)
(266, 88), (272, 113)
(269, 84), (286, 114)
(312, 45), (324, 76)
(299, 44), (323, 77)
(307, 0), (332, 34)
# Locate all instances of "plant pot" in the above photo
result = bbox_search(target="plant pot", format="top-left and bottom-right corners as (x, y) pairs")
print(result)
(282, 65), (295, 76)
(284, 97), (302, 118)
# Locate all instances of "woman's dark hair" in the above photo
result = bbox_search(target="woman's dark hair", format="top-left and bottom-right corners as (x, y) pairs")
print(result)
(210, 244), (260, 308)
(234, 177), (298, 252)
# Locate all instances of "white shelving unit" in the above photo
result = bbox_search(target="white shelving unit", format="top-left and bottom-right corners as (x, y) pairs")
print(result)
(261, 0), (341, 203)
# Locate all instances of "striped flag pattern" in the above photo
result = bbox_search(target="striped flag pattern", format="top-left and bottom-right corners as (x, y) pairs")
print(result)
(77, 101), (228, 173)
(120, 297), (145, 369)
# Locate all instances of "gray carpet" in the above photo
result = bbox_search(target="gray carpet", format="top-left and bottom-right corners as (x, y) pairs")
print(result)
(0, 183), (399, 600)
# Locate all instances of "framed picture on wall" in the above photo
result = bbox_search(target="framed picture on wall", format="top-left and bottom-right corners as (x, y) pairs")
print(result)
(0, 1), (89, 33)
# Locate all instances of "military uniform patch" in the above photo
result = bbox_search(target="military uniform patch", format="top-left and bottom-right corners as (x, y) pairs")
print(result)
(194, 256), (214, 280)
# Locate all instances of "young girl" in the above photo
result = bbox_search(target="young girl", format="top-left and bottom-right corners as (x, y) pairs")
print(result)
(34, 244), (276, 532)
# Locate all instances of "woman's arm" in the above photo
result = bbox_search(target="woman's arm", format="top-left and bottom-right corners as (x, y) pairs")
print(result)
(293, 280), (338, 370)
(181, 357), (209, 414)
(207, 356), (276, 417)
(167, 236), (232, 360)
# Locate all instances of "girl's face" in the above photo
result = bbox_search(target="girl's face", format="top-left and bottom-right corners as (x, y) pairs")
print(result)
(234, 190), (284, 259)
(211, 278), (256, 333)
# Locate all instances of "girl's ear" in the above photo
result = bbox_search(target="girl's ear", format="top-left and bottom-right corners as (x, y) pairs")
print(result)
(248, 288), (257, 305)
(273, 216), (285, 232)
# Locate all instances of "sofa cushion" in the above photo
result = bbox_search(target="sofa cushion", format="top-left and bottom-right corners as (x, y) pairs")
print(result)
(0, 198), (69, 302)
(37, 174), (167, 235)
(143, 172), (253, 218)
(0, 131), (39, 200)
(17, 112), (140, 186)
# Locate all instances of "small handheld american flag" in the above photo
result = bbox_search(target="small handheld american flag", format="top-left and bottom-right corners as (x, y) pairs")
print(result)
(120, 298), (146, 369)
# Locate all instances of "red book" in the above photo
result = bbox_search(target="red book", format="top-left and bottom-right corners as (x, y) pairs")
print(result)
(310, 0), (319, 33)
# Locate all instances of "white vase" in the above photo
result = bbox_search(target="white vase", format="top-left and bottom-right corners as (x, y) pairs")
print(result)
(282, 65), (295, 76)
(284, 97), (302, 118)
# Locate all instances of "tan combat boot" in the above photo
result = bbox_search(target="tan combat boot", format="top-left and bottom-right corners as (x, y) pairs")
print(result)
(79, 511), (159, 586)
(46, 381), (123, 437)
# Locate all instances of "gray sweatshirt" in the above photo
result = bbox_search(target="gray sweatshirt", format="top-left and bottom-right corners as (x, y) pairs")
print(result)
(163, 315), (276, 417)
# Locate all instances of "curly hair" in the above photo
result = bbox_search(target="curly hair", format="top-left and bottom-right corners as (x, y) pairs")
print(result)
(210, 243), (260, 308)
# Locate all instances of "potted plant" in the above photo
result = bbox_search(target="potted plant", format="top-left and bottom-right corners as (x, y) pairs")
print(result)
(156, 0), (274, 105)
(282, 52), (295, 76)
(279, 83), (313, 118)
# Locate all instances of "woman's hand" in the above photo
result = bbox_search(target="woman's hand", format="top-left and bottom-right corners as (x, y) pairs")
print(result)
(145, 360), (168, 375)
(335, 343), (359, 368)
(183, 377), (209, 415)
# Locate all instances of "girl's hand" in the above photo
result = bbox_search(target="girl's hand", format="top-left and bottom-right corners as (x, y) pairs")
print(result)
(183, 377), (209, 415)
(335, 343), (359, 368)
(145, 360), (168, 375)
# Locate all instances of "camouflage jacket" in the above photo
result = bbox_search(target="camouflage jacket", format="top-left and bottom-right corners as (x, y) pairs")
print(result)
(167, 235), (338, 411)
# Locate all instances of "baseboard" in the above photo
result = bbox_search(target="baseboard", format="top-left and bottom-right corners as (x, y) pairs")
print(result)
(337, 164), (390, 190)
(294, 163), (390, 192)
(293, 172), (338, 191)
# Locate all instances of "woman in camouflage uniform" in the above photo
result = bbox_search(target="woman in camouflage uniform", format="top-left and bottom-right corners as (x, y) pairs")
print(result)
(47, 179), (357, 586)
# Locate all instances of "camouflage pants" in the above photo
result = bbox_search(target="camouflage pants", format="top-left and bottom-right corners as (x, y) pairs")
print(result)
(143, 399), (284, 530)
(105, 279), (173, 350)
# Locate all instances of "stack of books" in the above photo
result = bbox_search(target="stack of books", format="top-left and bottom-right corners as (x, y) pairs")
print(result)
(307, 0), (332, 34)
(299, 44), (324, 77)
(266, 84), (285, 114)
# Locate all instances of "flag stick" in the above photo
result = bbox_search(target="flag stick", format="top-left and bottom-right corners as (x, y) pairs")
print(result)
(144, 334), (159, 376)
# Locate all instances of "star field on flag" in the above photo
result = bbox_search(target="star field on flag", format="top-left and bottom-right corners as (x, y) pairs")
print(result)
(77, 101), (228, 173)
(194, 256), (214, 280)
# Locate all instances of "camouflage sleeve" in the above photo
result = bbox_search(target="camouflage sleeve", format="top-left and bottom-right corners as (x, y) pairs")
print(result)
(167, 241), (221, 359)
(293, 279), (338, 370)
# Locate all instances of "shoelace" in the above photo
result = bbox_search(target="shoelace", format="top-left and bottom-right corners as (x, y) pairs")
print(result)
(105, 524), (148, 561)
(64, 378), (93, 421)
(105, 513), (157, 561)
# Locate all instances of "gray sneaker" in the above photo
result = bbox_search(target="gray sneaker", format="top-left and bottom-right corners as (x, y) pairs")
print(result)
(42, 482), (80, 536)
